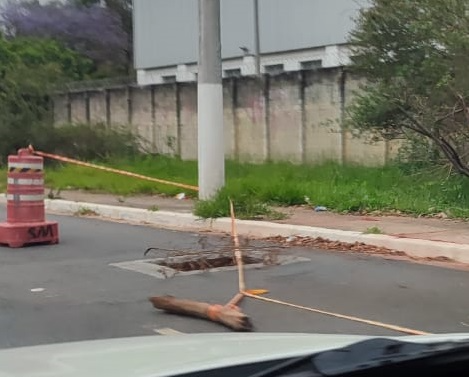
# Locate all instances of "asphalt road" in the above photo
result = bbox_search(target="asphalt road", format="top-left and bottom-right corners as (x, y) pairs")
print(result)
(0, 211), (469, 349)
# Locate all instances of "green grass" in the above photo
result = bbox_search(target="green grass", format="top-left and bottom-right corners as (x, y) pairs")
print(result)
(43, 156), (198, 197)
(195, 161), (469, 219)
(364, 226), (384, 234)
(74, 206), (99, 217)
(4, 155), (469, 220)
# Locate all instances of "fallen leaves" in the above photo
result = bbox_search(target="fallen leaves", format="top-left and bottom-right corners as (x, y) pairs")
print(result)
(265, 235), (405, 256)
(263, 236), (457, 265)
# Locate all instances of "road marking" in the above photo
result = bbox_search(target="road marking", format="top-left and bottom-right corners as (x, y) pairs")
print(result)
(30, 288), (45, 292)
(153, 327), (184, 336)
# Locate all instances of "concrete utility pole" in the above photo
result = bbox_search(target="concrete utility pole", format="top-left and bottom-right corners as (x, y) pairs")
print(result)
(254, 0), (261, 76)
(198, 0), (225, 200)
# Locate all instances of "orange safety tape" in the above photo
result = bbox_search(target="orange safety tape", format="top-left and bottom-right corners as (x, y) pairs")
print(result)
(242, 291), (429, 336)
(28, 146), (199, 192)
(227, 201), (427, 336)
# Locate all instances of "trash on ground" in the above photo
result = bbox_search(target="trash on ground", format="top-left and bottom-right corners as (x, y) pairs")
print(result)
(314, 206), (328, 212)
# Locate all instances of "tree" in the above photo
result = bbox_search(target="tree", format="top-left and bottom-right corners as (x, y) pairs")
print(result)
(73, 0), (133, 74)
(0, 36), (93, 156)
(1, 0), (129, 76)
(347, 0), (469, 176)
(6, 37), (93, 81)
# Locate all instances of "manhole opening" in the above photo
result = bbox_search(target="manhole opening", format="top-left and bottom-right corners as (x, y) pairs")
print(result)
(149, 255), (262, 272)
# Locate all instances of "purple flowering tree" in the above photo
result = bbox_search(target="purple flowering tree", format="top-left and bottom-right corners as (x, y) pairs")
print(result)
(1, 1), (130, 75)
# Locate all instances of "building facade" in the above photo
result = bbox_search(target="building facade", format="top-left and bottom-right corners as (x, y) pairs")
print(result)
(133, 0), (368, 85)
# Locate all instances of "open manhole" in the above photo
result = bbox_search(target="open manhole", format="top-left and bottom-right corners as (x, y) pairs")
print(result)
(111, 250), (310, 279)
(150, 255), (262, 272)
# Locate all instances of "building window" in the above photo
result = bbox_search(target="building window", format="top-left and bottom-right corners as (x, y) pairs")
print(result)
(264, 64), (284, 75)
(162, 75), (177, 83)
(301, 60), (322, 70)
(224, 68), (242, 78)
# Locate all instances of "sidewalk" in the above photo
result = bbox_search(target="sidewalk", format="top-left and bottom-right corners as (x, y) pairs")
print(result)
(57, 190), (469, 246)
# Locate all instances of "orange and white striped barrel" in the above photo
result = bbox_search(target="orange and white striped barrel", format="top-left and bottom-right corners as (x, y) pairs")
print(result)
(7, 148), (45, 223)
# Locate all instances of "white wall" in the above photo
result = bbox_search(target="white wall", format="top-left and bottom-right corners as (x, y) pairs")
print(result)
(136, 44), (351, 86)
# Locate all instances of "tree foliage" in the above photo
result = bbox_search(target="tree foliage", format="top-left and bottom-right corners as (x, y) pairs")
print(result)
(0, 36), (93, 157)
(1, 0), (130, 76)
(73, 0), (133, 74)
(347, 0), (469, 175)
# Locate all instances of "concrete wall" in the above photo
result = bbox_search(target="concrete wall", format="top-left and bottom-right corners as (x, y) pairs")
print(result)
(129, 86), (154, 151)
(153, 84), (178, 156)
(234, 77), (268, 162)
(303, 69), (343, 163)
(88, 91), (107, 124)
(52, 94), (69, 125)
(343, 73), (388, 165)
(268, 73), (303, 162)
(178, 84), (198, 160)
(223, 81), (236, 160)
(69, 92), (87, 124)
(109, 88), (129, 127)
(53, 67), (389, 165)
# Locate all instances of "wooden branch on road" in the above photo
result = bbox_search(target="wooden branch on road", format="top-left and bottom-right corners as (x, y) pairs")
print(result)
(149, 295), (253, 331)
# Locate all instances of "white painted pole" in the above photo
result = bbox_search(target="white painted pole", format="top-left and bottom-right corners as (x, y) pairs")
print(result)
(254, 0), (261, 76)
(198, 0), (225, 200)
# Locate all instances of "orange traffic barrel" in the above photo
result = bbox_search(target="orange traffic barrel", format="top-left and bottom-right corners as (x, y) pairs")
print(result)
(0, 148), (58, 248)
(7, 148), (45, 223)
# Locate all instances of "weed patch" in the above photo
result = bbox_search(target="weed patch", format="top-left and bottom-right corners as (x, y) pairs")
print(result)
(364, 226), (384, 234)
(74, 207), (99, 217)
(14, 156), (469, 220)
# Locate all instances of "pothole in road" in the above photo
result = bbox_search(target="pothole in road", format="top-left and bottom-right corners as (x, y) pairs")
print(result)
(110, 251), (310, 279)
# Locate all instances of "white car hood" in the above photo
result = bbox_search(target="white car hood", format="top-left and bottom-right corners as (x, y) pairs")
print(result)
(1, 332), (469, 377)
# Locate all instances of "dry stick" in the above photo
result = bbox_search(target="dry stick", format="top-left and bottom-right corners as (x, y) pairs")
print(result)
(243, 292), (429, 336)
(226, 292), (244, 307)
(230, 200), (246, 292)
(149, 295), (252, 331)
(147, 201), (251, 332)
(227, 199), (427, 336)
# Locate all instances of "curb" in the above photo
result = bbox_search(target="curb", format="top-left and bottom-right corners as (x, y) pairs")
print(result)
(2, 197), (468, 264)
